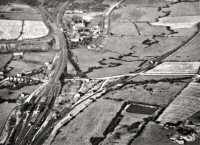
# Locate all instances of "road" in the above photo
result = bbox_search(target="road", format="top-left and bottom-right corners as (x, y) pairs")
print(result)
(103, 0), (125, 34)
(91, 0), (124, 46)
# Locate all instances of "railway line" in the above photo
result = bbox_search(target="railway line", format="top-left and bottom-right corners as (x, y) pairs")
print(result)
(1, 1), (200, 145)
(0, 0), (68, 144)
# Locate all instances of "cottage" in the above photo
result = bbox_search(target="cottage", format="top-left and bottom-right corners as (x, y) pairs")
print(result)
(13, 52), (24, 60)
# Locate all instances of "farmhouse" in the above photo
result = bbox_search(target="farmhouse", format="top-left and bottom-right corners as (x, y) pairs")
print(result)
(13, 51), (24, 60)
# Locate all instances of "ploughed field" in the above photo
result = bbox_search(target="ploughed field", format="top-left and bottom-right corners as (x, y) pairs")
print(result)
(0, 20), (49, 40)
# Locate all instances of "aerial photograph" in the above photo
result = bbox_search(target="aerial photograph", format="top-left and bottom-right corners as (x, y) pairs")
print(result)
(0, 0), (200, 145)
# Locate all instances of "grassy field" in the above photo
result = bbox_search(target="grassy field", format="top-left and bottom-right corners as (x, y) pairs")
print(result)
(52, 98), (123, 145)
(124, 0), (168, 6)
(72, 45), (146, 78)
(166, 34), (200, 62)
(87, 61), (142, 78)
(157, 82), (200, 124)
(0, 12), (43, 21)
(102, 36), (189, 56)
(22, 51), (56, 63)
(146, 62), (200, 74)
(72, 48), (118, 71)
(164, 2), (200, 16)
(100, 109), (150, 145)
(103, 78), (189, 106)
(6, 51), (56, 75)
(111, 5), (161, 22)
(151, 16), (200, 29)
(0, 85), (39, 100)
(0, 54), (12, 70)
(18, 42), (51, 51)
(8, 60), (43, 75)
(110, 21), (139, 35)
(136, 23), (170, 36)
(0, 3), (42, 21)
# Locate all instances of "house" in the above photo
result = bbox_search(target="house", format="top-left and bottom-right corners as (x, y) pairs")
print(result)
(73, 10), (84, 14)
(70, 37), (80, 42)
(73, 22), (85, 30)
(65, 10), (73, 14)
(83, 16), (91, 22)
(16, 73), (22, 77)
(13, 52), (24, 60)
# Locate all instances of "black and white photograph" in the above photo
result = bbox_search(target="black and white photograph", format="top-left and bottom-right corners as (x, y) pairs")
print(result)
(0, 0), (200, 145)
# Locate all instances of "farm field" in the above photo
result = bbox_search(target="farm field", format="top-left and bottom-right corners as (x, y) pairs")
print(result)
(73, 45), (147, 78)
(101, 36), (189, 56)
(72, 48), (118, 70)
(119, 103), (158, 126)
(124, 0), (168, 6)
(0, 3), (38, 14)
(151, 16), (200, 29)
(145, 62), (200, 74)
(87, 60), (142, 78)
(52, 98), (123, 145)
(0, 3), (42, 21)
(136, 23), (170, 36)
(100, 103), (159, 145)
(0, 20), (49, 40)
(102, 78), (189, 106)
(0, 20), (22, 40)
(110, 21), (139, 35)
(100, 111), (150, 145)
(8, 60), (43, 76)
(0, 84), (39, 100)
(111, 5), (161, 22)
(166, 33), (200, 62)
(163, 2), (200, 16)
(157, 82), (200, 124)
(19, 21), (49, 40)
(22, 51), (57, 64)
(0, 12), (43, 21)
